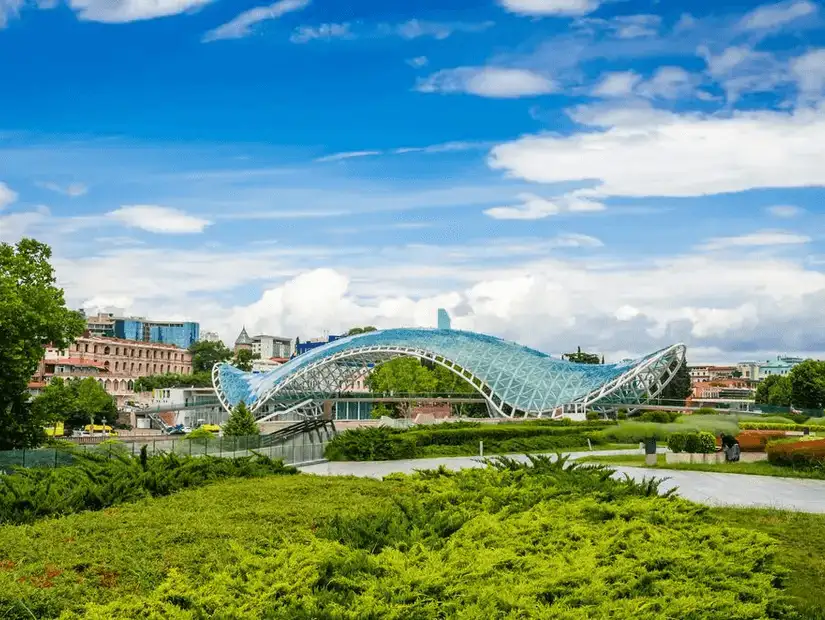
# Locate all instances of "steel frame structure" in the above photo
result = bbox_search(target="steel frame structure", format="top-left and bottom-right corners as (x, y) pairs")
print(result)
(213, 328), (686, 421)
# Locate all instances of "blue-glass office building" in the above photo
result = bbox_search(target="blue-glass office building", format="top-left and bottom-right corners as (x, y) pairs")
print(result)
(114, 319), (200, 349)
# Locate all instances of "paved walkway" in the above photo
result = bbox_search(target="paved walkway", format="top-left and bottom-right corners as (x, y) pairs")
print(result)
(299, 450), (825, 513)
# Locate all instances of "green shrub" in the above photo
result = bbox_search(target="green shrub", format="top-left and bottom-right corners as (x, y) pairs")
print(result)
(324, 427), (416, 461)
(694, 407), (718, 415)
(667, 432), (689, 453)
(617, 409), (628, 420)
(696, 432), (717, 453)
(741, 422), (825, 432)
(586, 411), (601, 420)
(640, 410), (681, 423)
(767, 439), (825, 468)
(0, 451), (296, 526)
(5, 456), (788, 619)
(185, 427), (215, 441)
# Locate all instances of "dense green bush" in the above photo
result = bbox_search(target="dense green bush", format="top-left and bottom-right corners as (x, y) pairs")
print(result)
(12, 455), (791, 619)
(586, 410), (601, 420)
(640, 410), (682, 423)
(694, 407), (718, 415)
(324, 421), (610, 461)
(741, 422), (825, 432)
(0, 449), (296, 525)
(767, 439), (825, 468)
(667, 431), (716, 454)
(667, 432), (689, 453)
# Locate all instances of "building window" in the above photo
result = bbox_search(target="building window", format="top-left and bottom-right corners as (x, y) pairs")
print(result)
(115, 361), (119, 371)
(116, 347), (120, 356)
(104, 346), (110, 355)
(153, 364), (157, 372)
(93, 345), (98, 354)
(139, 363), (142, 372)
(130, 363), (134, 372)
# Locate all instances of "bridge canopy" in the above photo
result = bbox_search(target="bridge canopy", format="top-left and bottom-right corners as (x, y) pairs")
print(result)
(212, 328), (685, 419)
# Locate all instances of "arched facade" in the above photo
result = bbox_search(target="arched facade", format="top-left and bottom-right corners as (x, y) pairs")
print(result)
(213, 328), (686, 420)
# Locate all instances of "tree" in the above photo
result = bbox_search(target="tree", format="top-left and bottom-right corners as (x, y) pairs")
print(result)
(659, 358), (692, 405)
(0, 238), (86, 449)
(30, 377), (117, 429)
(562, 346), (601, 365)
(346, 326), (378, 336)
(755, 375), (784, 405)
(223, 402), (260, 437)
(767, 376), (793, 407)
(189, 340), (232, 373)
(367, 357), (438, 418)
(233, 349), (254, 372)
(789, 360), (825, 409)
(133, 372), (213, 392)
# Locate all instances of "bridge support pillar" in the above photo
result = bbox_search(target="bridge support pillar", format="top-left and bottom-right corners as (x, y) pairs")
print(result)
(322, 400), (334, 420)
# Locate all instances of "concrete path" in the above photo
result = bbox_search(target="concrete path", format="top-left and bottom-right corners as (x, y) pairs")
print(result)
(299, 450), (825, 514)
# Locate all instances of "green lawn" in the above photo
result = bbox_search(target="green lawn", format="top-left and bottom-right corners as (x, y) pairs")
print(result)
(579, 453), (825, 480)
(1, 462), (823, 619)
(413, 442), (636, 458)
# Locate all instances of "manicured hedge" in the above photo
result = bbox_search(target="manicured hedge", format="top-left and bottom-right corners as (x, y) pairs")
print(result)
(736, 430), (788, 452)
(324, 422), (609, 461)
(740, 422), (825, 432)
(767, 438), (825, 467)
(667, 431), (716, 453)
(640, 410), (682, 423)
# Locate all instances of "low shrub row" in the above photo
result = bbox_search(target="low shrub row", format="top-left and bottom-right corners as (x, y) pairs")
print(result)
(767, 438), (825, 467)
(740, 422), (825, 432)
(640, 410), (682, 423)
(0, 448), (297, 525)
(666, 431), (716, 453)
(324, 424), (607, 461)
(736, 430), (788, 452)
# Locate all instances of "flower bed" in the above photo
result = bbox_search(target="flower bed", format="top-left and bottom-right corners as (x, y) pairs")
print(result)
(736, 430), (788, 452)
(740, 422), (825, 432)
(767, 438), (825, 467)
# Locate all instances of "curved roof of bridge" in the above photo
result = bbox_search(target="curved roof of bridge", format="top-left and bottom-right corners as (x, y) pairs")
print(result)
(213, 328), (682, 414)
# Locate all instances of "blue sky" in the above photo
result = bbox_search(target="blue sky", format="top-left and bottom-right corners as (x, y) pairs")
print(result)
(1, 0), (825, 362)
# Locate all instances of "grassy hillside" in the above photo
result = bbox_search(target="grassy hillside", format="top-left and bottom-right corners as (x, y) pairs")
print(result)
(1, 458), (821, 619)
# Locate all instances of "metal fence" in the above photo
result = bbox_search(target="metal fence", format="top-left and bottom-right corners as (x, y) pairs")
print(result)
(0, 433), (331, 471)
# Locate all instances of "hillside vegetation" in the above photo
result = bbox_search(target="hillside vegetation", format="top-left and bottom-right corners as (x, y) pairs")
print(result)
(0, 457), (815, 619)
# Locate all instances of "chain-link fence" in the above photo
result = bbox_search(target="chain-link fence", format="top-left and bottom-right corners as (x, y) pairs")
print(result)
(0, 432), (331, 471)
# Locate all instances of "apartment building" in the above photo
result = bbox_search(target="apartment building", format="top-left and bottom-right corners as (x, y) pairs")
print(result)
(34, 336), (193, 406)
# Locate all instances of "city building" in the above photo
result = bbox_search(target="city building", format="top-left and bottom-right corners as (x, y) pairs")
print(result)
(295, 334), (342, 356)
(84, 311), (117, 337)
(199, 331), (222, 343)
(688, 365), (738, 382)
(115, 318), (199, 350)
(251, 334), (294, 359)
(33, 336), (193, 407)
(234, 326), (254, 353)
(437, 308), (452, 330)
(736, 356), (806, 381)
(251, 358), (288, 374)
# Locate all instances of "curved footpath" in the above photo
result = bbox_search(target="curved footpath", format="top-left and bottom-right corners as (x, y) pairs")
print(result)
(299, 449), (825, 514)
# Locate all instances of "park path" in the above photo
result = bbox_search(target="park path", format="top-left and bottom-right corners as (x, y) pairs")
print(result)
(299, 449), (825, 514)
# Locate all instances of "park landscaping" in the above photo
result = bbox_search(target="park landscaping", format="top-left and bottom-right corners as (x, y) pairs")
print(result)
(1, 456), (822, 619)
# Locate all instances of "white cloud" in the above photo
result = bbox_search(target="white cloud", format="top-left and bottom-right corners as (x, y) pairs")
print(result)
(489, 106), (825, 199)
(393, 19), (494, 40)
(417, 67), (556, 98)
(498, 0), (600, 17)
(484, 192), (605, 220)
(202, 0), (310, 42)
(592, 71), (641, 97)
(0, 182), (17, 210)
(739, 0), (817, 30)
(290, 22), (351, 43)
(697, 230), (811, 251)
(68, 0), (210, 23)
(0, 0), (23, 27)
(576, 14), (661, 39)
(106, 205), (212, 234)
(767, 205), (804, 218)
(791, 48), (825, 103)
(314, 150), (382, 163)
(41, 181), (88, 197)
(637, 66), (700, 100)
(406, 56), (429, 68)
(0, 206), (50, 242)
(699, 45), (786, 102)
